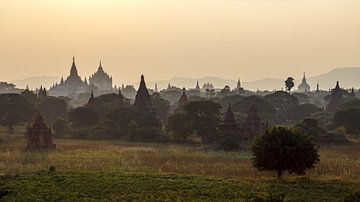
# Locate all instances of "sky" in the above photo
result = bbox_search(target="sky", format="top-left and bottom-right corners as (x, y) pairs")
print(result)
(0, 0), (359, 86)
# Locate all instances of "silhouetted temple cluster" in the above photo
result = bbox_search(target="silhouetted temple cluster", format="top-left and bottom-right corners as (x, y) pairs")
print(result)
(26, 114), (56, 150)
(48, 57), (113, 96)
(218, 103), (265, 141)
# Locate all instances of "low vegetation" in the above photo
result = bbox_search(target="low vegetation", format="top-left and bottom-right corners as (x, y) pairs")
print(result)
(0, 130), (360, 201)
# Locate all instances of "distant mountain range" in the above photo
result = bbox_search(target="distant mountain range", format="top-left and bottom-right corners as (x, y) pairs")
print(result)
(9, 67), (360, 91)
(10, 76), (60, 90)
(148, 67), (360, 91)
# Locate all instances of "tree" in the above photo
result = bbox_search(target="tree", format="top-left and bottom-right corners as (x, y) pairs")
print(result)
(280, 104), (322, 124)
(251, 126), (319, 178)
(166, 113), (193, 142)
(20, 89), (39, 105)
(183, 100), (222, 143)
(0, 93), (37, 132)
(52, 118), (69, 137)
(104, 106), (160, 139)
(36, 97), (68, 124)
(333, 108), (360, 134)
(264, 91), (298, 110)
(285, 77), (294, 93)
(68, 107), (100, 128)
(152, 93), (170, 121)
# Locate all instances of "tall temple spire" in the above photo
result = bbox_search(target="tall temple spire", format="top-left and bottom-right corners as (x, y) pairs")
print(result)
(70, 56), (79, 77)
(87, 90), (95, 108)
(134, 75), (154, 115)
(195, 80), (200, 91)
(350, 88), (356, 97)
(316, 82), (320, 93)
(177, 87), (188, 111)
(237, 78), (241, 89)
(98, 61), (103, 71)
(327, 81), (343, 112)
(218, 103), (240, 139)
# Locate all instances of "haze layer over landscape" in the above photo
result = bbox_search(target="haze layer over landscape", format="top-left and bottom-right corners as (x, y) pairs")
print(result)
(1, 0), (359, 85)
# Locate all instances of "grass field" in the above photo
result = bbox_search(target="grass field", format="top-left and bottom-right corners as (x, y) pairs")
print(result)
(0, 130), (360, 201)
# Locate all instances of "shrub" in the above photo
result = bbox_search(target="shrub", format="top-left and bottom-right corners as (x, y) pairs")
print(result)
(218, 136), (241, 151)
(52, 118), (69, 137)
(252, 126), (320, 178)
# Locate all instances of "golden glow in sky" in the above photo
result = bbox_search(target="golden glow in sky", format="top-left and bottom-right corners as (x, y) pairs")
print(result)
(0, 0), (359, 84)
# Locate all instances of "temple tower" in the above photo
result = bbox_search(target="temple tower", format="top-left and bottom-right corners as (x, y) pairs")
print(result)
(326, 81), (344, 113)
(134, 75), (154, 114)
(242, 104), (262, 140)
(176, 87), (188, 112)
(218, 104), (240, 139)
(26, 114), (56, 150)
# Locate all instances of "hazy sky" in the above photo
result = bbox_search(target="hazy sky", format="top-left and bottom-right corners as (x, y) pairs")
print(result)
(0, 0), (359, 85)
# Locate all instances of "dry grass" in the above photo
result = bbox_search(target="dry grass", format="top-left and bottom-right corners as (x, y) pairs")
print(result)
(1, 133), (360, 182)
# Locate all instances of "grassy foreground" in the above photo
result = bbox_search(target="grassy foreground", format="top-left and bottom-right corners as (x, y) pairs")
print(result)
(0, 131), (360, 201)
(0, 172), (359, 201)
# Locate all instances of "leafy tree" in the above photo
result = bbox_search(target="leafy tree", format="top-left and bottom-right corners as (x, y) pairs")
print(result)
(264, 91), (298, 110)
(0, 93), (37, 131)
(166, 113), (193, 142)
(183, 100), (222, 143)
(292, 93), (310, 104)
(333, 107), (360, 134)
(280, 104), (322, 124)
(285, 77), (294, 93)
(93, 93), (127, 117)
(104, 106), (160, 139)
(218, 85), (231, 97)
(68, 107), (100, 128)
(36, 97), (68, 124)
(233, 95), (276, 119)
(20, 89), (39, 105)
(252, 126), (319, 178)
(218, 95), (244, 108)
(152, 93), (170, 121)
(52, 118), (69, 137)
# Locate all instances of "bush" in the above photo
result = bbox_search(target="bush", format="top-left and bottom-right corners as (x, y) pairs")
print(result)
(52, 118), (69, 137)
(218, 136), (241, 151)
(252, 126), (320, 178)
(130, 127), (165, 142)
(344, 191), (360, 202)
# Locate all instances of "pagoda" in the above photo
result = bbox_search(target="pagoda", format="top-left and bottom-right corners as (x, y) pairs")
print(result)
(134, 75), (154, 115)
(326, 81), (343, 112)
(49, 57), (92, 96)
(242, 104), (262, 140)
(175, 87), (188, 112)
(218, 104), (240, 139)
(26, 114), (56, 150)
(297, 72), (310, 92)
(87, 90), (95, 108)
(89, 61), (113, 91)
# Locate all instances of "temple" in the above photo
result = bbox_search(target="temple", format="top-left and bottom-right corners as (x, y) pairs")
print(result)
(175, 88), (188, 112)
(350, 88), (356, 97)
(87, 90), (95, 108)
(38, 86), (48, 98)
(298, 72), (310, 92)
(195, 81), (201, 92)
(89, 61), (113, 91)
(235, 78), (245, 94)
(218, 104), (240, 139)
(26, 114), (56, 150)
(242, 104), (262, 140)
(134, 75), (154, 115)
(326, 81), (343, 113)
(49, 57), (94, 96)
